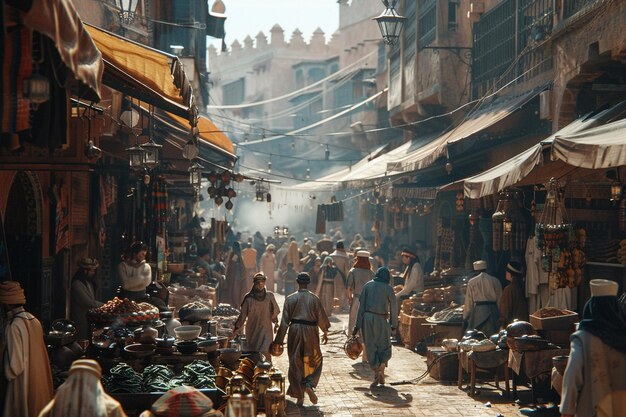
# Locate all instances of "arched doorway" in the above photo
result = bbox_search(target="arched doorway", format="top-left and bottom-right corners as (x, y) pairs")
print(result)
(3, 171), (44, 319)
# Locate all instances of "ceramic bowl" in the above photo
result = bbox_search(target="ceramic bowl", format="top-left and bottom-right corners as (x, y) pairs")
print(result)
(156, 335), (176, 348)
(124, 343), (156, 358)
(174, 325), (202, 341)
(175, 341), (198, 355)
(198, 339), (218, 353)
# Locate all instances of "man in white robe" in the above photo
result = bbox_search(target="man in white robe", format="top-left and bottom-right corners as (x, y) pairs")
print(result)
(463, 260), (502, 336)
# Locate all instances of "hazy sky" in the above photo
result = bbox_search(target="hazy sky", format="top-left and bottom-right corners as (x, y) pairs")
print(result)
(208, 0), (340, 48)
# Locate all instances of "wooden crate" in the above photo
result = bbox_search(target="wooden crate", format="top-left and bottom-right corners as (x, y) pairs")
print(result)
(427, 347), (459, 382)
(398, 314), (429, 349)
(530, 310), (578, 330)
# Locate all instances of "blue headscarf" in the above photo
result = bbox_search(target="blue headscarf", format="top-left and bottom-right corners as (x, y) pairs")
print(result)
(373, 267), (391, 284)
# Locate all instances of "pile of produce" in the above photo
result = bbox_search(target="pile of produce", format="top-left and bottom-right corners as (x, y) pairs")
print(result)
(213, 303), (239, 317)
(88, 298), (159, 325)
(534, 307), (568, 318)
(103, 361), (217, 393)
(179, 301), (212, 322)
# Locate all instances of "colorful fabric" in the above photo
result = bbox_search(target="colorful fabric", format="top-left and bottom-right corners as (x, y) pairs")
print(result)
(1, 24), (32, 134)
(55, 181), (70, 254)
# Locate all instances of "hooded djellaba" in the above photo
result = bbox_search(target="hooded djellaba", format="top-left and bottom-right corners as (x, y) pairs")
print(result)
(232, 273), (279, 360)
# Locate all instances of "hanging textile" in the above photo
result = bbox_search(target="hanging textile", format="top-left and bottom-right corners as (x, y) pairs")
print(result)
(315, 205), (326, 234)
(54, 180), (70, 254)
(1, 24), (32, 134)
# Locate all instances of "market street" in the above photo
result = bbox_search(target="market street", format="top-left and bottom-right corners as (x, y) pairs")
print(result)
(271, 294), (548, 417)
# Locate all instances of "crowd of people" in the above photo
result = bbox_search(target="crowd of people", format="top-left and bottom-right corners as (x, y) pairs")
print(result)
(2, 227), (626, 417)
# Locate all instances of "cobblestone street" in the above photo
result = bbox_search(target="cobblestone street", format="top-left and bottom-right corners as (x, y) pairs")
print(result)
(271, 295), (554, 417)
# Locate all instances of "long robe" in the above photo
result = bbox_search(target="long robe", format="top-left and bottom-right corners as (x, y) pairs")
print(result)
(3, 308), (53, 417)
(330, 250), (351, 309)
(355, 280), (398, 369)
(560, 330), (626, 417)
(275, 290), (330, 401)
(463, 271), (502, 336)
(70, 279), (104, 339)
(498, 278), (528, 328)
(225, 253), (245, 306)
(346, 267), (375, 332)
(233, 291), (279, 358)
(260, 252), (276, 292)
(314, 266), (339, 317)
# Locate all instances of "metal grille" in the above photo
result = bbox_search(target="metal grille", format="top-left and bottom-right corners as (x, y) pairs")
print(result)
(472, 0), (553, 98)
(404, 0), (418, 59)
(418, 0), (437, 49)
(562, 0), (599, 19)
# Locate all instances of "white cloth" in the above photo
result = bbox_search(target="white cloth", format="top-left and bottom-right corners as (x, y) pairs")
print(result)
(463, 272), (502, 319)
(395, 262), (424, 298)
(118, 260), (151, 291)
(560, 331), (626, 417)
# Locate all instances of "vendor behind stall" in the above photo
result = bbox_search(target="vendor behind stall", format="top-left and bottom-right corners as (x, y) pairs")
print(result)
(498, 261), (529, 329)
(118, 242), (166, 310)
(70, 258), (104, 339)
(463, 260), (502, 337)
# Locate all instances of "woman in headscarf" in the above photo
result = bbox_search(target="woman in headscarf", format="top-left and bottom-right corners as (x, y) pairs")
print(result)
(232, 273), (279, 361)
(38, 359), (127, 417)
(260, 244), (277, 292)
(349, 233), (364, 252)
(353, 267), (398, 388)
(561, 279), (626, 417)
(314, 256), (339, 316)
(283, 240), (302, 273)
(225, 241), (245, 306)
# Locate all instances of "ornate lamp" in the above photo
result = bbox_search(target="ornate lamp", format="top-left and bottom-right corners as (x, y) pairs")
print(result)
(115, 0), (139, 24)
(126, 137), (145, 170)
(373, 0), (407, 46)
(189, 162), (203, 189)
(141, 140), (162, 169)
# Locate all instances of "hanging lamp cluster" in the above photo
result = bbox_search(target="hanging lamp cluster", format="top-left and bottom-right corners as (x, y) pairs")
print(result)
(207, 170), (244, 209)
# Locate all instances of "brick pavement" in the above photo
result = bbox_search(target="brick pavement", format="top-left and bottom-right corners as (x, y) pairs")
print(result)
(270, 294), (555, 417)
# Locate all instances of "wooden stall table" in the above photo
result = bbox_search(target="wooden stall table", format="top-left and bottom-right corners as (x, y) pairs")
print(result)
(421, 321), (464, 346)
(508, 347), (568, 403)
(457, 349), (510, 397)
(398, 313), (430, 349)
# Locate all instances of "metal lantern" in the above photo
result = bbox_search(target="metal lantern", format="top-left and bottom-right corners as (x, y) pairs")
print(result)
(126, 144), (145, 170)
(182, 138), (199, 160)
(141, 140), (162, 169)
(188, 162), (203, 188)
(373, 0), (407, 46)
(115, 0), (139, 24)
(611, 182), (622, 202)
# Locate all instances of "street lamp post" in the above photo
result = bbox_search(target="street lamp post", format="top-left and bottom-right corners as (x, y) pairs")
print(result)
(373, 0), (407, 46)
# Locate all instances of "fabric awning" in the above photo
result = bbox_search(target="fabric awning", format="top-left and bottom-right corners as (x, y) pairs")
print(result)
(84, 24), (197, 125)
(393, 87), (544, 172)
(463, 100), (626, 198)
(21, 0), (103, 100)
(551, 117), (626, 169)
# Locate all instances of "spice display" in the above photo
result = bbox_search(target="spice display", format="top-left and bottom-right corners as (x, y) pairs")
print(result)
(213, 303), (240, 317)
(534, 307), (568, 318)
(88, 297), (159, 325)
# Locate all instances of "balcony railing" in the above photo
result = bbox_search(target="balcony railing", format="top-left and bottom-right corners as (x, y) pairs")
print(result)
(562, 0), (599, 19)
(471, 0), (553, 98)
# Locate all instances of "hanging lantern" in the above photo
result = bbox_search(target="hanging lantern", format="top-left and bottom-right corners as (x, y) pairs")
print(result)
(282, 227), (289, 236)
(225, 199), (234, 210)
(141, 140), (162, 169)
(126, 144), (145, 170)
(227, 188), (237, 198)
(235, 173), (244, 183)
(221, 170), (232, 184)
(266, 193), (272, 203)
(207, 186), (217, 198)
(215, 196), (224, 206)
(610, 182), (622, 202)
(208, 172), (218, 184)
(188, 162), (203, 188)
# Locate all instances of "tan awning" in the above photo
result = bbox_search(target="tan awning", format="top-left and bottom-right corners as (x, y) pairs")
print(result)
(463, 101), (626, 198)
(22, 0), (103, 100)
(552, 117), (626, 169)
(84, 24), (197, 125)
(393, 88), (544, 172)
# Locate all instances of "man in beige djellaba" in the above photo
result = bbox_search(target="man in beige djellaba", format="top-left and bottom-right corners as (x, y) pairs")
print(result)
(0, 280), (53, 417)
(273, 272), (330, 407)
(346, 250), (375, 362)
(232, 273), (280, 361)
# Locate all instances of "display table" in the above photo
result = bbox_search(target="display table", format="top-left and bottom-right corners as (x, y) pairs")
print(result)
(508, 348), (568, 402)
(421, 321), (463, 346)
(457, 349), (509, 396)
